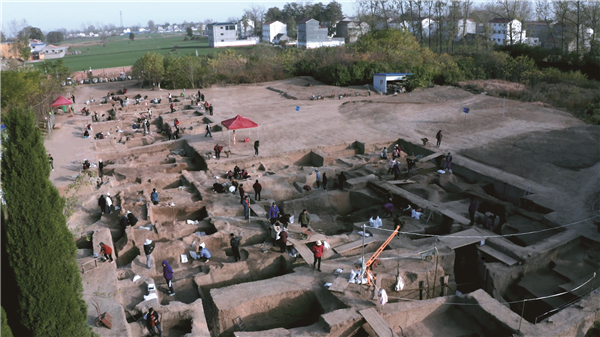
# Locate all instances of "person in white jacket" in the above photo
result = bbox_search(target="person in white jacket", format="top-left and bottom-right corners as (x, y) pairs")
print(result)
(105, 192), (113, 214)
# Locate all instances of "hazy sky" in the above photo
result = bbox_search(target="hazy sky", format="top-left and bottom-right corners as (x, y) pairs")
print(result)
(1, 0), (358, 35)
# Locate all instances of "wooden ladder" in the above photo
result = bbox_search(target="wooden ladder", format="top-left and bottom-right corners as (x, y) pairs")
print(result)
(234, 316), (247, 331)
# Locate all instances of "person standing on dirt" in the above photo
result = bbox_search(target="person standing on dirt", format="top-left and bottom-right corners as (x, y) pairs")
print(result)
(311, 240), (324, 272)
(380, 147), (388, 159)
(162, 260), (175, 296)
(72, 94), (76, 104)
(253, 180), (262, 201)
(105, 193), (113, 214)
(393, 161), (401, 180)
(144, 239), (155, 269)
(170, 102), (175, 113)
(98, 194), (107, 214)
(322, 173), (328, 191)
(98, 159), (104, 177)
(315, 169), (321, 189)
(146, 308), (162, 337)
(338, 172), (347, 190)
(147, 108), (152, 120)
(201, 93), (205, 102)
(468, 198), (477, 226)
(151, 188), (159, 205)
(168, 93), (172, 103)
(213, 144), (222, 159)
(208, 105), (213, 116)
(405, 158), (415, 178)
(205, 124), (212, 137)
(230, 233), (241, 262)
(279, 227), (288, 253)
(444, 152), (453, 173)
(166, 125), (172, 140)
(48, 154), (54, 171)
(99, 242), (114, 263)
(269, 202), (280, 225)
(242, 196), (250, 220)
(254, 140), (259, 156)
(239, 184), (245, 204)
(299, 209), (310, 228)
(436, 130), (443, 147)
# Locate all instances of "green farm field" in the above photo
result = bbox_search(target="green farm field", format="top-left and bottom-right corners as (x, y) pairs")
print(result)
(34, 34), (215, 71)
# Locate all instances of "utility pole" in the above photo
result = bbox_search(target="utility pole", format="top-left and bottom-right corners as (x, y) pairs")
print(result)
(120, 11), (123, 28)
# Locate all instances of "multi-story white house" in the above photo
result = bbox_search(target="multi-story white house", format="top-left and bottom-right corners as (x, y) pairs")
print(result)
(262, 21), (287, 43)
(297, 18), (345, 49)
(488, 18), (525, 45)
(207, 22), (259, 48)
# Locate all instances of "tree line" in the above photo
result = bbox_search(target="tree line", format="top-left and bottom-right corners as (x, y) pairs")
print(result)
(355, 0), (600, 56)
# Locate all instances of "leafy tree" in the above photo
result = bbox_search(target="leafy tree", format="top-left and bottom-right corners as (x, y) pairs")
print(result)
(148, 20), (156, 31)
(20, 26), (45, 41)
(186, 27), (194, 37)
(132, 52), (165, 89)
(129, 32), (135, 41)
(265, 6), (283, 22)
(1, 108), (93, 337)
(287, 17), (297, 38)
(46, 31), (64, 44)
(1, 307), (14, 337)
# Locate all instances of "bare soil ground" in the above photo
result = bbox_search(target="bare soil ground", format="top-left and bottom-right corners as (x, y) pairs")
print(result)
(44, 77), (600, 336)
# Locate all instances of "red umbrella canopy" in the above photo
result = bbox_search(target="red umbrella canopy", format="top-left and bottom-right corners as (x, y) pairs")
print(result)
(51, 95), (73, 107)
(221, 115), (258, 130)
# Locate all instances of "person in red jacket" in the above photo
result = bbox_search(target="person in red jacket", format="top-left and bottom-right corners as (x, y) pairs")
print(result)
(99, 242), (114, 263)
(311, 240), (324, 272)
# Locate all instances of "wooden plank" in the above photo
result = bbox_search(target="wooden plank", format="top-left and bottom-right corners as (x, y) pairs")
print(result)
(329, 276), (349, 293)
(438, 228), (483, 250)
(478, 245), (518, 266)
(249, 204), (267, 217)
(417, 152), (445, 163)
(288, 238), (314, 266)
(387, 180), (416, 185)
(359, 308), (399, 337)
(334, 237), (376, 254)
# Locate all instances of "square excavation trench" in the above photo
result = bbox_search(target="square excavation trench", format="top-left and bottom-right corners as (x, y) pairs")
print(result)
(161, 317), (193, 337)
(196, 256), (297, 336)
(214, 288), (347, 335)
(401, 305), (515, 337)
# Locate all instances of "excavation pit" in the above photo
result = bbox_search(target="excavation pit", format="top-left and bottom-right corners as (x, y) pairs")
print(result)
(210, 278), (347, 335)
(161, 278), (199, 305)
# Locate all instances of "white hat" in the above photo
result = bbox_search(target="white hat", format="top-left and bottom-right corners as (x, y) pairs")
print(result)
(126, 211), (131, 214)
(106, 192), (110, 196)
(99, 159), (102, 162)
(316, 240), (322, 246)
(199, 242), (205, 248)
(144, 239), (152, 245)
